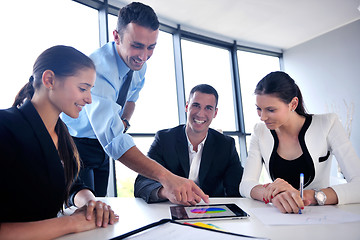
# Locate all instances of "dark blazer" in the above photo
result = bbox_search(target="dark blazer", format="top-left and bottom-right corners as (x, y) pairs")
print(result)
(134, 125), (243, 203)
(0, 101), (86, 222)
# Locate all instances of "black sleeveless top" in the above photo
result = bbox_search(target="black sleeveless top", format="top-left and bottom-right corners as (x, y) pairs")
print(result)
(269, 115), (315, 189)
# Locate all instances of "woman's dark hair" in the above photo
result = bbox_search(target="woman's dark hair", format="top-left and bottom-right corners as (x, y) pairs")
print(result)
(13, 45), (95, 207)
(116, 2), (159, 38)
(254, 71), (309, 117)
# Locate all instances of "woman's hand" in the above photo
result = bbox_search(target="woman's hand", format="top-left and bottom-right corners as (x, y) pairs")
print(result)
(262, 178), (295, 202)
(70, 205), (98, 233)
(84, 200), (119, 227)
(73, 190), (119, 227)
(263, 178), (306, 213)
(271, 190), (304, 213)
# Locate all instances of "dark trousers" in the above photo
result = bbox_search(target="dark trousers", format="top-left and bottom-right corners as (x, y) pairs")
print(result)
(73, 137), (109, 197)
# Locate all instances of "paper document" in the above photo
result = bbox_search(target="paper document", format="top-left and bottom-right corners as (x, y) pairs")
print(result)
(123, 220), (268, 240)
(250, 205), (360, 225)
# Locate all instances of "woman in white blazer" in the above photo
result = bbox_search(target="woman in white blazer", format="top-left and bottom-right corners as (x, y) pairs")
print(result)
(240, 71), (360, 213)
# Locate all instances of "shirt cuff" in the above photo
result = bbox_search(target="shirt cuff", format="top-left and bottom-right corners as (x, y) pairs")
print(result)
(104, 133), (135, 160)
(149, 187), (168, 203)
(149, 187), (162, 202)
(69, 187), (96, 207)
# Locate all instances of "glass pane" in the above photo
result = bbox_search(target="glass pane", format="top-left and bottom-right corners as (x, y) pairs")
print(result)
(237, 51), (280, 133)
(115, 136), (155, 197)
(228, 134), (241, 159)
(108, 14), (118, 39)
(0, 0), (99, 109)
(107, 21), (179, 133)
(131, 31), (178, 133)
(181, 40), (236, 131)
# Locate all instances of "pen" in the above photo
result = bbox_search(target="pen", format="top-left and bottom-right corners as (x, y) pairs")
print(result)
(299, 173), (304, 214)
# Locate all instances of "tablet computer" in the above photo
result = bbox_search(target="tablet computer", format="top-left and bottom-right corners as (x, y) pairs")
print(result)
(170, 203), (249, 222)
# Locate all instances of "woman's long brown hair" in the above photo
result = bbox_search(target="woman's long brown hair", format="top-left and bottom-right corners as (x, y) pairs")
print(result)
(13, 45), (95, 208)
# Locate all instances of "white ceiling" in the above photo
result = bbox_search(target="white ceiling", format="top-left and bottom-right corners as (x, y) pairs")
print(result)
(112, 0), (360, 51)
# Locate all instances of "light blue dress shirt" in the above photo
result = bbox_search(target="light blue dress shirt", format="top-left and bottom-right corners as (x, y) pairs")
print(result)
(61, 42), (146, 160)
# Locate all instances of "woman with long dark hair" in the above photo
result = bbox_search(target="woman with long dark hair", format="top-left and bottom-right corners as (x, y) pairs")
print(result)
(0, 45), (118, 239)
(240, 71), (360, 213)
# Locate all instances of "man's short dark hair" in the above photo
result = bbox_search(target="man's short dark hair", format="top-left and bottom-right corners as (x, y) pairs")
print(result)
(189, 84), (219, 107)
(117, 2), (159, 37)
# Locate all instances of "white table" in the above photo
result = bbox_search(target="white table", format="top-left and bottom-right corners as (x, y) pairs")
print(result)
(56, 197), (360, 240)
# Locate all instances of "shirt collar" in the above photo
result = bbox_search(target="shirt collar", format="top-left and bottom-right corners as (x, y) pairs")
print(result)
(112, 41), (131, 79)
(185, 130), (207, 153)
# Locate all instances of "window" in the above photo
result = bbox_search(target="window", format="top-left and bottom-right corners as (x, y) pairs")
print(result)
(237, 51), (280, 183)
(181, 40), (237, 132)
(108, 14), (117, 40)
(130, 31), (178, 133)
(0, 0), (99, 109)
(237, 51), (280, 134)
(115, 136), (154, 197)
(108, 15), (179, 133)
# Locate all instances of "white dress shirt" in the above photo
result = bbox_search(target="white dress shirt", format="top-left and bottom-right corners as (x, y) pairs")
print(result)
(186, 133), (207, 185)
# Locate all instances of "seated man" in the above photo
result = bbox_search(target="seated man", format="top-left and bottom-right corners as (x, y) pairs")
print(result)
(134, 84), (243, 204)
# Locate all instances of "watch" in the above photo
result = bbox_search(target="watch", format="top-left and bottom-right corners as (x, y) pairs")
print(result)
(122, 118), (130, 133)
(314, 189), (327, 205)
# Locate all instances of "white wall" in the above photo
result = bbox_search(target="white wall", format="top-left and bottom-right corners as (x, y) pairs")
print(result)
(283, 19), (360, 156)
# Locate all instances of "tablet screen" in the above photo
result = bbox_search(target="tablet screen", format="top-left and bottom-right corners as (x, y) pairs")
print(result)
(170, 203), (249, 222)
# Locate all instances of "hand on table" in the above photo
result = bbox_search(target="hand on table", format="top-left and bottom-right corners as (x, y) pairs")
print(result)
(159, 174), (209, 206)
(262, 178), (295, 202)
(71, 200), (119, 231)
(262, 178), (310, 213)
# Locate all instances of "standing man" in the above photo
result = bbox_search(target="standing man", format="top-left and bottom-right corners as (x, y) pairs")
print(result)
(62, 2), (209, 206)
(134, 84), (243, 204)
